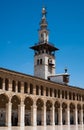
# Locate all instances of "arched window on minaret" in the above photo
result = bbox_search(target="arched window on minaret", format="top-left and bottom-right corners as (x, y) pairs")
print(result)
(40, 59), (42, 64)
(37, 59), (39, 65)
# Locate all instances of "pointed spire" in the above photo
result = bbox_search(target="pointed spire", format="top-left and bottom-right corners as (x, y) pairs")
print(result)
(40, 7), (48, 30)
(39, 7), (49, 43)
(42, 7), (47, 18)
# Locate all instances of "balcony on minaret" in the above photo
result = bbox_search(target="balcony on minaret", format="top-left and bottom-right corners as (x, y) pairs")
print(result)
(48, 58), (54, 66)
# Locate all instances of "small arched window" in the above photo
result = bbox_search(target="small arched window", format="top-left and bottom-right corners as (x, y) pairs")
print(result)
(50, 88), (52, 97)
(5, 78), (9, 91)
(30, 84), (33, 94)
(69, 92), (72, 100)
(41, 86), (43, 96)
(36, 85), (39, 95)
(24, 82), (28, 93)
(54, 89), (57, 97)
(18, 81), (21, 92)
(65, 91), (67, 99)
(73, 93), (75, 100)
(77, 93), (78, 100)
(37, 59), (39, 65)
(40, 59), (42, 64)
(58, 90), (60, 98)
(46, 87), (48, 96)
(62, 90), (64, 99)
(12, 80), (16, 92)
(0, 78), (3, 89)
(82, 95), (84, 101)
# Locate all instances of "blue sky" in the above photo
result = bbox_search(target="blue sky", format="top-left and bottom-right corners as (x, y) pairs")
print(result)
(0, 0), (84, 88)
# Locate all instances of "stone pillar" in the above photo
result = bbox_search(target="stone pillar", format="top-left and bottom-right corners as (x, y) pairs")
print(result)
(21, 82), (24, 93)
(67, 91), (69, 100)
(52, 89), (54, 97)
(28, 83), (30, 94)
(31, 101), (37, 126)
(42, 102), (46, 126)
(9, 79), (12, 91)
(2, 79), (5, 90)
(50, 104), (55, 125)
(80, 109), (83, 125)
(18, 101), (25, 126)
(74, 105), (78, 125)
(6, 101), (12, 126)
(16, 81), (18, 93)
(33, 85), (36, 95)
(66, 104), (70, 125)
(58, 105), (62, 125)
(44, 87), (46, 96)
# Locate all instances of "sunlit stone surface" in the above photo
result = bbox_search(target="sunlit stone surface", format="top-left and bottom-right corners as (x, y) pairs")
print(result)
(0, 125), (84, 130)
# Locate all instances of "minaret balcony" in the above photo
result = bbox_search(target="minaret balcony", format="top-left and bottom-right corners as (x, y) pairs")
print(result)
(48, 59), (54, 66)
(48, 62), (54, 66)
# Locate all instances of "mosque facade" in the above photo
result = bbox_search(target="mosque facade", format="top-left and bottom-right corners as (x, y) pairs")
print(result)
(0, 8), (84, 127)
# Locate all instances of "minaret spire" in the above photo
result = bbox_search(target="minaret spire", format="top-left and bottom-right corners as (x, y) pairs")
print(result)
(39, 7), (49, 43)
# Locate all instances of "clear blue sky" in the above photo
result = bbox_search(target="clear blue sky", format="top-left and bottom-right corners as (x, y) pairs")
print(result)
(0, 0), (84, 88)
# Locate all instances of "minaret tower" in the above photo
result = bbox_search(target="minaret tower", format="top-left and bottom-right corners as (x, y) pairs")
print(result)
(30, 7), (59, 79)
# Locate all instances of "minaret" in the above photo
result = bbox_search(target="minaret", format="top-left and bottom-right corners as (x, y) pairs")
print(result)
(30, 7), (59, 79)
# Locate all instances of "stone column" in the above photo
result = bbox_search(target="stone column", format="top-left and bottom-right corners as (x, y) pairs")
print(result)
(2, 79), (5, 90)
(31, 101), (37, 126)
(50, 104), (55, 125)
(18, 101), (25, 126)
(28, 83), (30, 94)
(21, 82), (24, 93)
(44, 87), (46, 97)
(16, 81), (18, 93)
(33, 85), (36, 95)
(6, 101), (12, 126)
(9, 79), (12, 91)
(66, 104), (70, 125)
(58, 105), (62, 125)
(80, 109), (83, 125)
(74, 105), (78, 125)
(42, 102), (46, 126)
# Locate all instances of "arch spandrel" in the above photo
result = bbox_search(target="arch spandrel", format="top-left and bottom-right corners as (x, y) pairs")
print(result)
(0, 94), (9, 108)
(24, 96), (33, 110)
(70, 103), (75, 110)
(62, 102), (67, 109)
(54, 101), (60, 108)
(46, 100), (52, 111)
(77, 104), (81, 110)
(11, 95), (21, 110)
(36, 98), (44, 110)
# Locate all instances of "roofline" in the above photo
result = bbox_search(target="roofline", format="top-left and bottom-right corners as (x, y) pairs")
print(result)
(0, 67), (83, 91)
